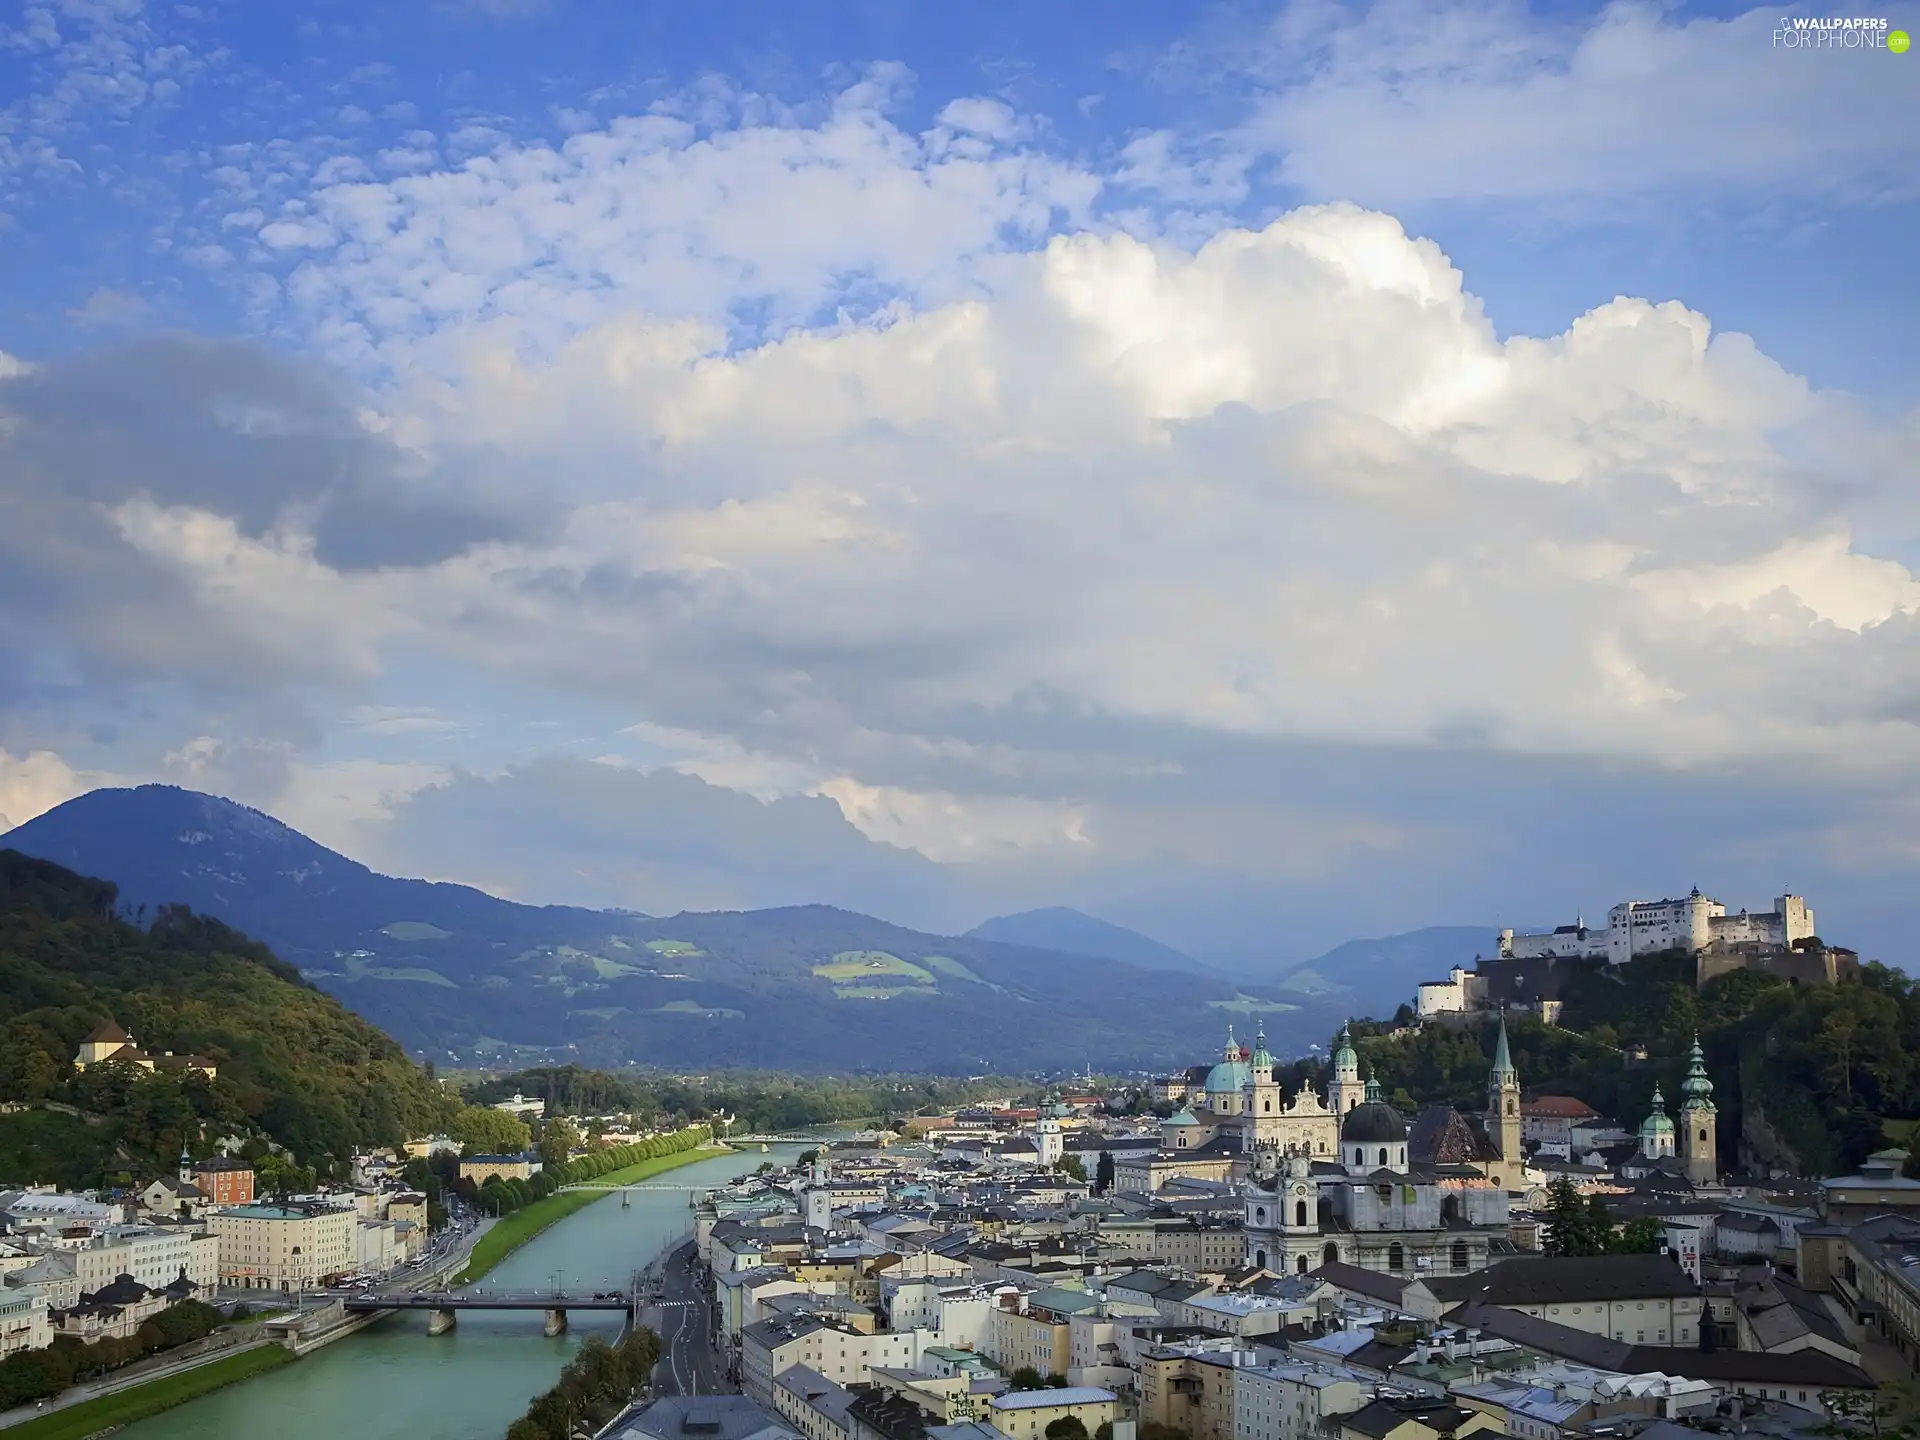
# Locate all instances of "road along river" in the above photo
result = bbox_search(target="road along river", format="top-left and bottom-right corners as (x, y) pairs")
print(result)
(119, 1144), (806, 1440)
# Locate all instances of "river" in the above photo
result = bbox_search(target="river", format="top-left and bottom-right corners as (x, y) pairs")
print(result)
(121, 1144), (807, 1440)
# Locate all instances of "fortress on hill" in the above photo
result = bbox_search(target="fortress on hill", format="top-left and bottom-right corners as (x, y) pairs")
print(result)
(1417, 888), (1858, 1024)
(1497, 888), (1814, 964)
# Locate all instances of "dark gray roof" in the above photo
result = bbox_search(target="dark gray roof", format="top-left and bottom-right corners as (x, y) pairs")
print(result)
(618, 1398), (801, 1440)
(1441, 1253), (1697, 1307)
(1341, 1102), (1408, 1145)
(1342, 1397), (1479, 1438)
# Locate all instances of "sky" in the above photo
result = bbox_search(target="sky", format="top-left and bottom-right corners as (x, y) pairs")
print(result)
(1, 0), (1918, 971)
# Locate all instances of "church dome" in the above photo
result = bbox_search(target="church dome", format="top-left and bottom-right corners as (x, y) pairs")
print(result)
(1340, 1078), (1407, 1144)
(1205, 1058), (1251, 1094)
(1205, 1026), (1251, 1094)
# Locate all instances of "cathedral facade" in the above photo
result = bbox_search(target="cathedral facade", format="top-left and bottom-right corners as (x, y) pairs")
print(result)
(1235, 1019), (1528, 1278)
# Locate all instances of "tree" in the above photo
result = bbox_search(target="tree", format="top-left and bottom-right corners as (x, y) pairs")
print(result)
(452, 1106), (532, 1156)
(1611, 1218), (1665, 1255)
(1094, 1150), (1116, 1195)
(1055, 1154), (1085, 1180)
(1046, 1420), (1090, 1440)
(1541, 1177), (1607, 1257)
(1010, 1367), (1045, 1391)
(537, 1117), (582, 1169)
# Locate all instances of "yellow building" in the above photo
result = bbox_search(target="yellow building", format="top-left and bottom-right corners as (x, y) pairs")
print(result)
(209, 1204), (357, 1290)
(73, 1019), (216, 1079)
(987, 1388), (1119, 1440)
(459, 1154), (536, 1184)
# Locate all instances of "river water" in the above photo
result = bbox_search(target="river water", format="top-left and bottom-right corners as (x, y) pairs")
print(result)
(122, 1145), (806, 1440)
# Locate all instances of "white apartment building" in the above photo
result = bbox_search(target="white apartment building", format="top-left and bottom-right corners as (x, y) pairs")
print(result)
(1500, 892), (1813, 965)
(741, 1315), (929, 1403)
(210, 1204), (357, 1290)
(74, 1227), (219, 1296)
(0, 1289), (50, 1358)
(357, 1219), (402, 1275)
(1235, 1362), (1369, 1440)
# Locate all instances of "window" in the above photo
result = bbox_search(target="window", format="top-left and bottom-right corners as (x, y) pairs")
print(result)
(1451, 1241), (1469, 1272)
(1296, 1200), (1308, 1226)
(1388, 1243), (1404, 1271)
(1379, 1147), (1390, 1167)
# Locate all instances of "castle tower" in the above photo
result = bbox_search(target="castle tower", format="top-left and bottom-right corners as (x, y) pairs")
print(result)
(1485, 1015), (1522, 1182)
(178, 1145), (193, 1188)
(1328, 1024), (1366, 1115)
(1679, 1034), (1718, 1185)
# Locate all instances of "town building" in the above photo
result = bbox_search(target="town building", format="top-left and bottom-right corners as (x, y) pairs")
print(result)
(460, 1153), (539, 1184)
(208, 1203), (357, 1290)
(0, 1289), (50, 1358)
(193, 1155), (256, 1206)
(985, 1388), (1119, 1440)
(1234, 1360), (1369, 1440)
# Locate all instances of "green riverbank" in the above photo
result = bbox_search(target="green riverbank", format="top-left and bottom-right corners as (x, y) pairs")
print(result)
(3, 1346), (295, 1440)
(456, 1142), (730, 1284)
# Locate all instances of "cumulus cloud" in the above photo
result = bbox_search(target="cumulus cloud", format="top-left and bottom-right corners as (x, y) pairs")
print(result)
(8, 182), (1920, 959)
(1190, 0), (1919, 211)
(0, 746), (85, 832)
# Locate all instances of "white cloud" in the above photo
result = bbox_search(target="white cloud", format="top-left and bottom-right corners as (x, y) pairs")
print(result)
(265, 69), (1102, 374)
(0, 747), (87, 832)
(118, 203), (1918, 795)
(1223, 1), (1917, 209)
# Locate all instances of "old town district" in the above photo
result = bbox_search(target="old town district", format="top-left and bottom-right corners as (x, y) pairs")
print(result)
(618, 1022), (1920, 1440)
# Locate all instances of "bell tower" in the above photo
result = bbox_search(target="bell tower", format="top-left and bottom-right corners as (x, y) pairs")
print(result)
(1485, 1015), (1522, 1184)
(1680, 1034), (1718, 1186)
(1328, 1024), (1366, 1116)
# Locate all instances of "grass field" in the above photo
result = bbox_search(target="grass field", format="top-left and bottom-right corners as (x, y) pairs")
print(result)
(645, 939), (703, 956)
(811, 951), (936, 985)
(5, 1345), (295, 1440)
(455, 1143), (719, 1284)
(1207, 995), (1300, 1015)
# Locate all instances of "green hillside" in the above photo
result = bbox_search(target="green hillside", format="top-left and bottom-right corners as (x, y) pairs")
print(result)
(1330, 948), (1919, 1176)
(0, 850), (460, 1185)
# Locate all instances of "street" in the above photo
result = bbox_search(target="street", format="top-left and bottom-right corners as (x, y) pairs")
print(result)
(649, 1241), (726, 1398)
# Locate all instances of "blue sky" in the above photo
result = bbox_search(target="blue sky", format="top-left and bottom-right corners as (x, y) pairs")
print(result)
(2, 0), (1918, 967)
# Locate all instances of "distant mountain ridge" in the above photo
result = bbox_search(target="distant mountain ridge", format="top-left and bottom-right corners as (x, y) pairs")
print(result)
(965, 906), (1217, 975)
(1274, 925), (1497, 1008)
(2, 786), (1336, 1074)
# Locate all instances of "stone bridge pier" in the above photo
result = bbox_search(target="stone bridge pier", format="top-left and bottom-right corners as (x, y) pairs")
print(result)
(544, 1309), (568, 1336)
(427, 1308), (457, 1336)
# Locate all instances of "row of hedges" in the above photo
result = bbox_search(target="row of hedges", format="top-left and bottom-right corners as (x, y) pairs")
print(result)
(454, 1124), (710, 1216)
(0, 1299), (224, 1410)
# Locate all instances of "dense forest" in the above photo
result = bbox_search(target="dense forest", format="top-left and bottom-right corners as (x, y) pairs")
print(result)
(0, 850), (463, 1185)
(463, 1064), (1030, 1131)
(1302, 949), (1920, 1176)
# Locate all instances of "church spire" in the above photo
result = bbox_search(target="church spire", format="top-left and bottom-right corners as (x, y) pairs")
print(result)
(1491, 1014), (1516, 1080)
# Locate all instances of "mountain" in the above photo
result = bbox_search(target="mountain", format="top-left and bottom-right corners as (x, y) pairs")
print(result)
(1273, 925), (1498, 1010)
(0, 849), (457, 1186)
(3, 787), (1333, 1074)
(965, 907), (1216, 975)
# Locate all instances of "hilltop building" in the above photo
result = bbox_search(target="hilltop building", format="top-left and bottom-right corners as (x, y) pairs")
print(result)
(1499, 890), (1813, 964)
(72, 1019), (217, 1079)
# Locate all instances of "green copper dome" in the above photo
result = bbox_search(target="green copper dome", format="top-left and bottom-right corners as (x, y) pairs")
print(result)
(1249, 1026), (1274, 1070)
(1640, 1085), (1675, 1140)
